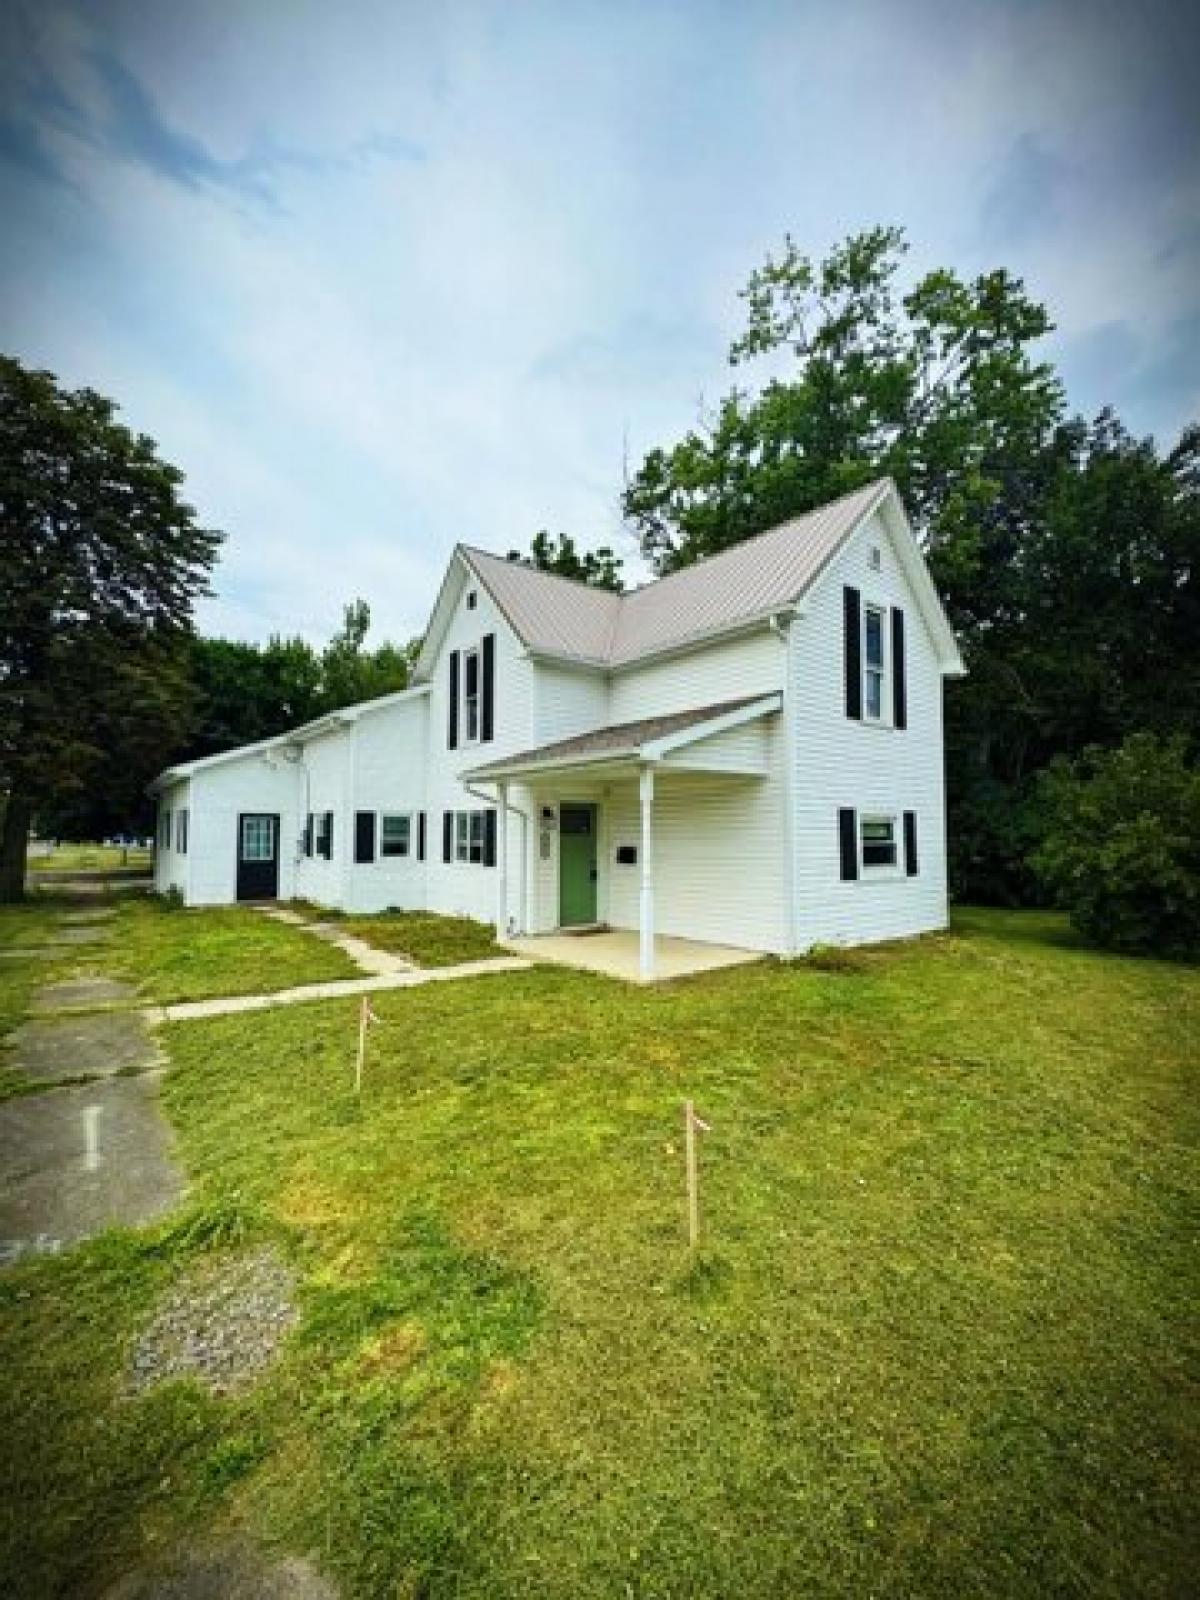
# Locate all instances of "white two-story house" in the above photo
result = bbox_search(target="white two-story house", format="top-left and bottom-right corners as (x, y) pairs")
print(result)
(151, 479), (965, 976)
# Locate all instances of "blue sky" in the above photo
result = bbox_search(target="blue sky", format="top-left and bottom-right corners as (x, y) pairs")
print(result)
(2, 0), (1196, 645)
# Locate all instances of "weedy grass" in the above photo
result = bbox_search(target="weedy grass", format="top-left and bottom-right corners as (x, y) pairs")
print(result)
(1, 910), (1197, 1597)
(100, 898), (361, 1002)
(335, 908), (502, 967)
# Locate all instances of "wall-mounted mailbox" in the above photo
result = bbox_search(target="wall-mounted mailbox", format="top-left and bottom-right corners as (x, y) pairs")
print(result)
(615, 844), (638, 866)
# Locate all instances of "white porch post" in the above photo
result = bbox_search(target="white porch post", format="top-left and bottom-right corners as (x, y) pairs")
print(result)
(639, 764), (655, 979)
(495, 781), (508, 936)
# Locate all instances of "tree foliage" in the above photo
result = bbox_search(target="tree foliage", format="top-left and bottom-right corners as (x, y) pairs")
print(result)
(621, 227), (1200, 913)
(183, 600), (421, 764)
(624, 226), (1062, 576)
(1034, 735), (1200, 959)
(507, 529), (624, 591)
(0, 355), (220, 899)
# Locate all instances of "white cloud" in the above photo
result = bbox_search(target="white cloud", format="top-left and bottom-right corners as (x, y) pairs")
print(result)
(1, 0), (1195, 647)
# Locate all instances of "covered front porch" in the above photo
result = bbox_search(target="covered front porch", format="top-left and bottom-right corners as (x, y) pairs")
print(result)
(501, 928), (763, 983)
(465, 692), (785, 981)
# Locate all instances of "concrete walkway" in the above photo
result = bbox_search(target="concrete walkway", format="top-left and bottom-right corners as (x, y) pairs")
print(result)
(146, 955), (530, 1023)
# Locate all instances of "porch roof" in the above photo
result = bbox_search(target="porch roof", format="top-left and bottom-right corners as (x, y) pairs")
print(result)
(462, 692), (782, 783)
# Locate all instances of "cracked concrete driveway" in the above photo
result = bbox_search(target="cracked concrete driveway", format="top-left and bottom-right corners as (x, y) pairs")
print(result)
(0, 1075), (185, 1267)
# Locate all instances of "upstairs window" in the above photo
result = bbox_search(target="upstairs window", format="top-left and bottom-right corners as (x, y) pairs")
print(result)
(463, 647), (480, 743)
(864, 605), (886, 722)
(160, 809), (171, 850)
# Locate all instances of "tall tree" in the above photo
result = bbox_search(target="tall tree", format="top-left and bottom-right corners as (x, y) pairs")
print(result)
(184, 633), (325, 760)
(620, 227), (1199, 903)
(624, 226), (1063, 577)
(0, 356), (220, 900)
(507, 530), (624, 591)
(319, 598), (420, 710)
(180, 601), (421, 765)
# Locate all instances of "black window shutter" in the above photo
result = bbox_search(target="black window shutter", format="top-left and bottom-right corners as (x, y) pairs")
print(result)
(303, 814), (313, 858)
(903, 810), (918, 876)
(839, 808), (858, 881)
(844, 586), (862, 720)
(417, 811), (426, 862)
(481, 632), (496, 742)
(448, 650), (460, 749)
(892, 607), (907, 730)
(354, 811), (375, 864)
(483, 807), (497, 867)
(323, 811), (335, 860)
(442, 810), (452, 863)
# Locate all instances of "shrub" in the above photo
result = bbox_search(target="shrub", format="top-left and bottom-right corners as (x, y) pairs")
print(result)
(1033, 734), (1200, 959)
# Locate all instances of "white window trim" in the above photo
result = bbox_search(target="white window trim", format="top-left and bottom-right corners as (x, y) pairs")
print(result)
(863, 601), (889, 726)
(450, 808), (488, 866)
(859, 811), (902, 880)
(380, 812), (412, 859)
(462, 646), (481, 746)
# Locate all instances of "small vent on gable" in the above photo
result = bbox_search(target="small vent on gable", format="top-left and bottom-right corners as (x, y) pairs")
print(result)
(868, 546), (882, 572)
(466, 590), (478, 610)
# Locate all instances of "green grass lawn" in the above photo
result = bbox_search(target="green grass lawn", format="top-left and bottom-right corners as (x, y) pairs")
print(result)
(1, 910), (1197, 1597)
(99, 899), (362, 1003)
(0, 896), (360, 1022)
(334, 908), (502, 967)
(27, 842), (153, 872)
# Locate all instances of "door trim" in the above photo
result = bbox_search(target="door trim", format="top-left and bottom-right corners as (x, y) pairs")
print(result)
(558, 801), (598, 927)
(235, 812), (280, 902)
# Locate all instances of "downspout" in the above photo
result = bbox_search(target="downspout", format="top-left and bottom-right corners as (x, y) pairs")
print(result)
(770, 611), (800, 957)
(463, 778), (532, 935)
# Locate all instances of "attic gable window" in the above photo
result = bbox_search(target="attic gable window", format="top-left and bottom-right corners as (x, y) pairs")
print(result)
(864, 604), (886, 722)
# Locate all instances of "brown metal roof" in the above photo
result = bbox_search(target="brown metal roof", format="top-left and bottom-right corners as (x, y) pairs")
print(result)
(463, 694), (779, 779)
(460, 478), (890, 669)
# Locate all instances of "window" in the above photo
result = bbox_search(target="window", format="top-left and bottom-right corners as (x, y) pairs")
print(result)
(176, 809), (189, 854)
(463, 647), (480, 742)
(450, 809), (495, 866)
(241, 815), (275, 861)
(860, 815), (897, 871)
(316, 811), (334, 860)
(303, 814), (314, 857)
(160, 809), (171, 849)
(380, 814), (411, 858)
(864, 604), (886, 721)
(466, 589), (478, 610)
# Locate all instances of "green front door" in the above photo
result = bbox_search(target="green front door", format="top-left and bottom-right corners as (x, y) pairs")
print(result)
(559, 804), (598, 926)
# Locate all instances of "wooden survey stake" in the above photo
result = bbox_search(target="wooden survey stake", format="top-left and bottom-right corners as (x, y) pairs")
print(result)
(684, 1099), (712, 1248)
(355, 996), (381, 1095)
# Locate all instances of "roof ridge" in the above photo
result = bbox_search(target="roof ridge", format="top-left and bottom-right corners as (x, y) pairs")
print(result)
(621, 476), (890, 601)
(459, 543), (625, 602)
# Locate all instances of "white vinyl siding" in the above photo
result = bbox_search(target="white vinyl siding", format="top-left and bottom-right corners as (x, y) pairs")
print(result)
(790, 507), (949, 949)
(610, 629), (782, 722)
(425, 561), (531, 924)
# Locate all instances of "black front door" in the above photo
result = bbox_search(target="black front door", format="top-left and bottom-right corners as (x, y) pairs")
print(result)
(236, 813), (279, 901)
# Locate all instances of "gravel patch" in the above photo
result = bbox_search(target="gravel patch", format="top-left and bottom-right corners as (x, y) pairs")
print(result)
(129, 1247), (297, 1394)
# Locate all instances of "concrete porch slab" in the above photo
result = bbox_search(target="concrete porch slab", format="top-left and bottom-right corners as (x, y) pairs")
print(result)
(501, 929), (764, 983)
